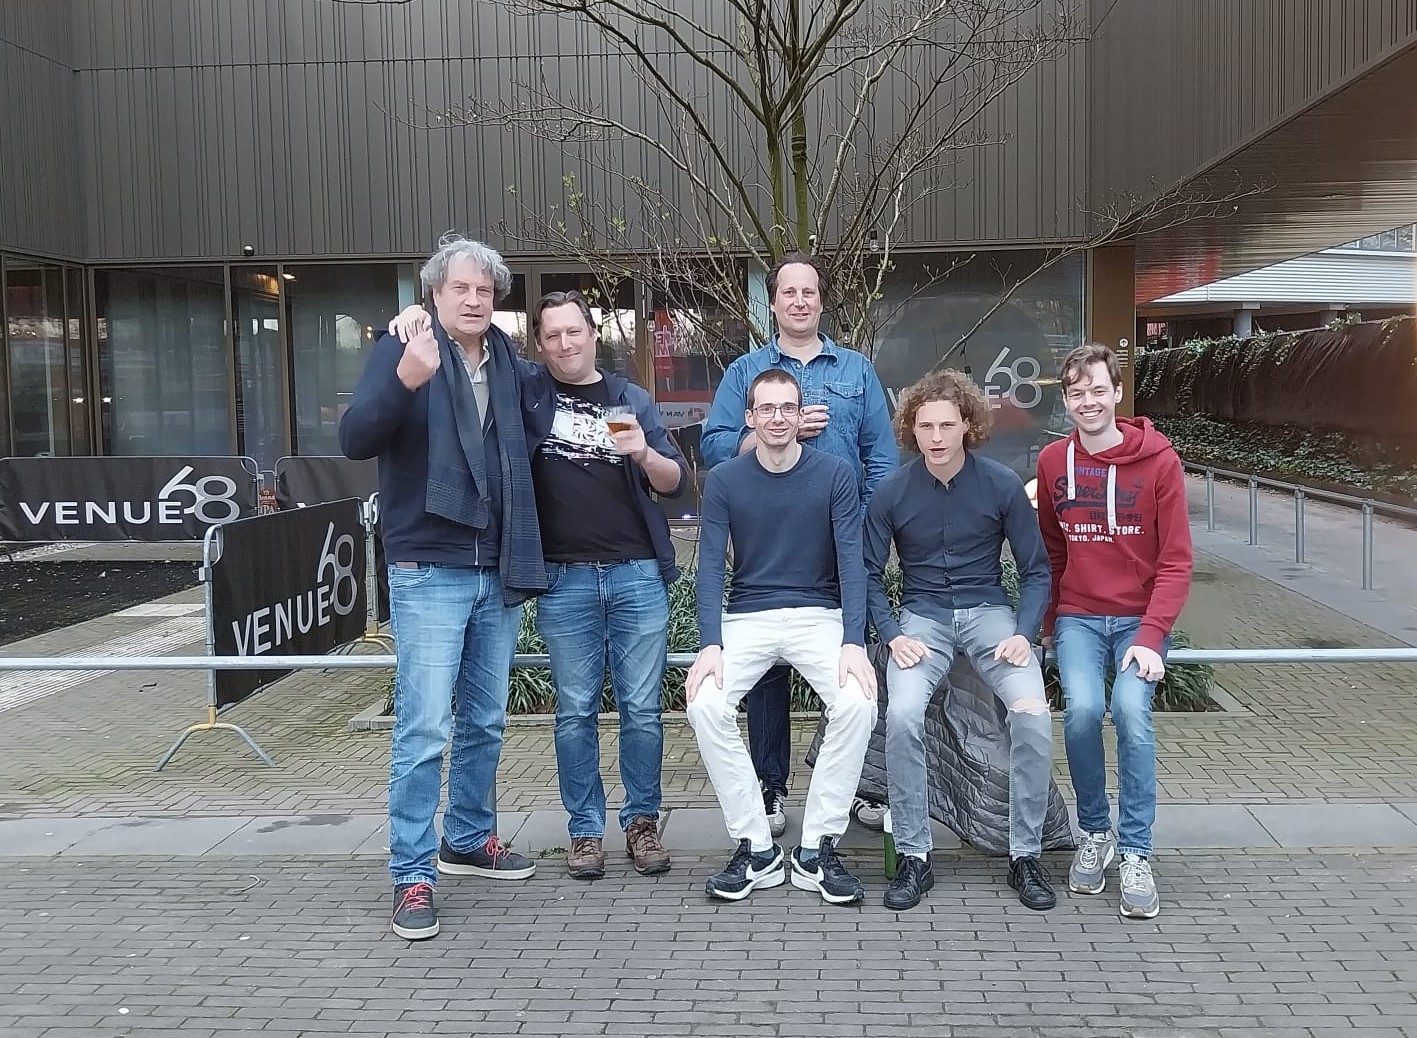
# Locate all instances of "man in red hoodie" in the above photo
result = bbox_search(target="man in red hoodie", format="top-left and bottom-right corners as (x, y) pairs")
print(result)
(1036, 344), (1193, 920)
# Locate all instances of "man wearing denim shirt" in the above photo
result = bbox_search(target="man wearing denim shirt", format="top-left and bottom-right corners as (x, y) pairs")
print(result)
(864, 371), (1056, 912)
(701, 253), (898, 837)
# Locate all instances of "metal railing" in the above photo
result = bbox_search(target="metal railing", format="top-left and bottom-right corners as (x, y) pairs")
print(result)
(1188, 463), (1417, 590)
(5, 647), (1417, 672)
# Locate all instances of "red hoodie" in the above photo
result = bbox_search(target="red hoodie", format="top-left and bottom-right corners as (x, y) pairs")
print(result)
(1036, 417), (1193, 652)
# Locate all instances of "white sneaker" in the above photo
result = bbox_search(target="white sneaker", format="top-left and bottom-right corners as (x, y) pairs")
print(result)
(1068, 830), (1117, 895)
(1119, 854), (1160, 919)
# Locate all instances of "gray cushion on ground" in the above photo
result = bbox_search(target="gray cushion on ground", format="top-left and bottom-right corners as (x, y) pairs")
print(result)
(805, 642), (1076, 857)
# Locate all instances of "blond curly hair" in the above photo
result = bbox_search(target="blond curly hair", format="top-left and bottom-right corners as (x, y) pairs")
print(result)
(892, 369), (993, 453)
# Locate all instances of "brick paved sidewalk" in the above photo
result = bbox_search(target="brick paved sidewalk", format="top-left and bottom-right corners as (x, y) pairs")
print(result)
(2, 851), (1415, 1037)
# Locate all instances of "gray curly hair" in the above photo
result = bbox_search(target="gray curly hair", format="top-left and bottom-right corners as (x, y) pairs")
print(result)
(419, 232), (514, 301)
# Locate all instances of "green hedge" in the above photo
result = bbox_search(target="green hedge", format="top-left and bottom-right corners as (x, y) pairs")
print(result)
(1153, 414), (1417, 499)
(383, 562), (1216, 713)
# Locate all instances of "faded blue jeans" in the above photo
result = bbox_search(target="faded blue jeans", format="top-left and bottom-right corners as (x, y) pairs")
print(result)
(1054, 615), (1166, 858)
(885, 606), (1053, 859)
(535, 559), (668, 838)
(387, 564), (521, 887)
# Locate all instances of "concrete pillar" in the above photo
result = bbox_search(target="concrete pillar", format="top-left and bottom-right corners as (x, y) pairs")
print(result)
(1233, 307), (1254, 338)
(1086, 243), (1136, 418)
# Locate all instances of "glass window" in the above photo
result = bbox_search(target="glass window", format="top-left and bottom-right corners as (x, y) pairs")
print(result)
(489, 272), (529, 357)
(869, 250), (1085, 477)
(95, 266), (232, 457)
(651, 279), (751, 517)
(5, 260), (72, 458)
(284, 262), (410, 457)
(65, 267), (92, 455)
(231, 266), (290, 468)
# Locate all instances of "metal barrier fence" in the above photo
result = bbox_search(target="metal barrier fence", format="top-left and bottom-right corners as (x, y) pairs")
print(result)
(1188, 462), (1417, 590)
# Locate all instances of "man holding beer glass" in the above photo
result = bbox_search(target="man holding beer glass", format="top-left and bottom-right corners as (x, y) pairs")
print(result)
(701, 253), (898, 837)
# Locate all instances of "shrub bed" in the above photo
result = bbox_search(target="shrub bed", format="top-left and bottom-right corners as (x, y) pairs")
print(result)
(381, 563), (1217, 714)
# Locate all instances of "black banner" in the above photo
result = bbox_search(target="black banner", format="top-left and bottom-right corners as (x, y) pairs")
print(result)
(273, 455), (378, 510)
(0, 456), (259, 542)
(209, 498), (368, 709)
(274, 455), (389, 623)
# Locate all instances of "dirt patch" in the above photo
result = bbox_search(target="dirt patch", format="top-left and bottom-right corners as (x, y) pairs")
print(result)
(0, 561), (200, 646)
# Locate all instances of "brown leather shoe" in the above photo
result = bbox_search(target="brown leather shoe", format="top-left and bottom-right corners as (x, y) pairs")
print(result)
(567, 836), (605, 880)
(625, 815), (671, 875)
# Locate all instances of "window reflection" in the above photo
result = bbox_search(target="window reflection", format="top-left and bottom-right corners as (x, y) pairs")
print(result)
(870, 251), (1084, 476)
(651, 281), (751, 516)
(6, 261), (72, 458)
(284, 263), (408, 457)
(96, 266), (232, 457)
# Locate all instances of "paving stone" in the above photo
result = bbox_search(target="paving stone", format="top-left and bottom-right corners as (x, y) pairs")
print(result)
(0, 817), (120, 856)
(1154, 803), (1277, 848)
(205, 814), (387, 855)
(1251, 803), (1417, 848)
(60, 816), (250, 855)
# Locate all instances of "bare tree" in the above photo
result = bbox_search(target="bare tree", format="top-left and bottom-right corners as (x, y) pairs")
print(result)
(400, 0), (1258, 371)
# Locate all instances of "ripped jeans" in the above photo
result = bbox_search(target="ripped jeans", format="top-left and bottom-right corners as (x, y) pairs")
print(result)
(884, 606), (1054, 859)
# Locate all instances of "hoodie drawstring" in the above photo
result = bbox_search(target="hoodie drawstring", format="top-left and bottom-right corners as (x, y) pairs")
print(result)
(1066, 439), (1118, 533)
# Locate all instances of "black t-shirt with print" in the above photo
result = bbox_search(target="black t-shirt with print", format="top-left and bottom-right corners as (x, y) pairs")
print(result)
(533, 377), (656, 563)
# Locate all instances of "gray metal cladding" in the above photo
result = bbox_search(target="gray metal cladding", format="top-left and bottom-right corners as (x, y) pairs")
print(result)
(67, 0), (1088, 261)
(0, 0), (83, 258)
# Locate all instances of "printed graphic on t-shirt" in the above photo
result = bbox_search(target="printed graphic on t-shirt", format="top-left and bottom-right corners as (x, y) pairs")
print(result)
(1048, 468), (1148, 543)
(542, 393), (623, 466)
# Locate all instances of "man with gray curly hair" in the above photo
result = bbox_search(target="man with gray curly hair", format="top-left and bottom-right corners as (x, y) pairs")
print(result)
(340, 234), (546, 941)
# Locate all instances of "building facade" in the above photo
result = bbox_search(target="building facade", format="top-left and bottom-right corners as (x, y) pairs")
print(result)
(3, 0), (1416, 493)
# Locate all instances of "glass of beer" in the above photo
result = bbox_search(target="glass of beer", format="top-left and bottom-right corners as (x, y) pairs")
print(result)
(604, 405), (635, 435)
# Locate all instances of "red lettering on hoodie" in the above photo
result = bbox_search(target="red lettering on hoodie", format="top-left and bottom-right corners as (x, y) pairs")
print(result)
(1036, 416), (1193, 653)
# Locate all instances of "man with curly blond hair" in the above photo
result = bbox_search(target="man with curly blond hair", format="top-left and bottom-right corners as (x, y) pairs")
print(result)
(864, 369), (1055, 912)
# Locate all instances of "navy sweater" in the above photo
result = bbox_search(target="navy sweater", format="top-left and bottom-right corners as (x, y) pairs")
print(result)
(696, 448), (867, 647)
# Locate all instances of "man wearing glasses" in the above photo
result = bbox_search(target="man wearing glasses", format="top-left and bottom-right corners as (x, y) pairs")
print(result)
(686, 369), (878, 904)
(700, 253), (897, 839)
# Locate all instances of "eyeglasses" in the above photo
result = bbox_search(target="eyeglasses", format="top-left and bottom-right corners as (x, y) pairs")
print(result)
(752, 402), (801, 418)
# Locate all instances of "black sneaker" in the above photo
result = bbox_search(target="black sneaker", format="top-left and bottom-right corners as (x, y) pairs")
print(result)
(790, 837), (865, 905)
(705, 839), (786, 901)
(437, 836), (536, 880)
(883, 854), (935, 911)
(391, 882), (438, 940)
(1008, 855), (1057, 911)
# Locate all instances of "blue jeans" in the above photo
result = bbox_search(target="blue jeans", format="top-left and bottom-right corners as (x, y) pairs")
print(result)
(535, 559), (668, 838)
(885, 606), (1053, 858)
(1055, 615), (1167, 858)
(747, 665), (792, 795)
(387, 564), (521, 887)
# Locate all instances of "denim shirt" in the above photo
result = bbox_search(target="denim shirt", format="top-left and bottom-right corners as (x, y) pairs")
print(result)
(700, 334), (899, 507)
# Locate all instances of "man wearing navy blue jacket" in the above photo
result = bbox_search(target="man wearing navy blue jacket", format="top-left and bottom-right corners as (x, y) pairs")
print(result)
(864, 370), (1056, 913)
(686, 369), (878, 906)
(340, 236), (546, 942)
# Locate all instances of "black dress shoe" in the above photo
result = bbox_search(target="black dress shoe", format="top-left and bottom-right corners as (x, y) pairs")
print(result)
(883, 854), (935, 911)
(1008, 855), (1057, 911)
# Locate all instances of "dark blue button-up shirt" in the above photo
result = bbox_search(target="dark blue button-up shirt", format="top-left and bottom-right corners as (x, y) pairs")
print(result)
(863, 453), (1051, 644)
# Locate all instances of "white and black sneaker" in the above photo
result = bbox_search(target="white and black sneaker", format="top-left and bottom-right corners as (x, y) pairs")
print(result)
(850, 796), (887, 832)
(790, 837), (865, 905)
(705, 839), (785, 901)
